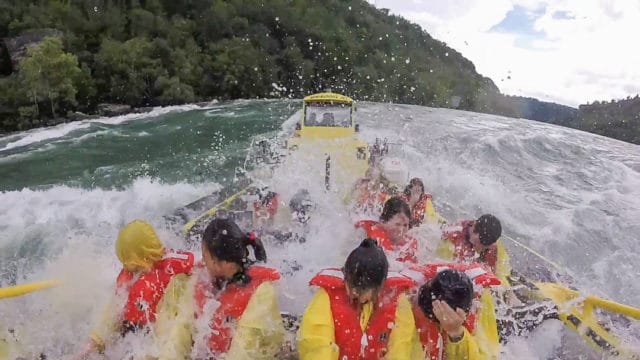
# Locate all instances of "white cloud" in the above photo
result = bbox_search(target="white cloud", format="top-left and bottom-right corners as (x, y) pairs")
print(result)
(368, 0), (640, 106)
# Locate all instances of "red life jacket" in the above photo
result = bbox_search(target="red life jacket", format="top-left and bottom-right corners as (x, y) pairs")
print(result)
(253, 193), (279, 223)
(401, 263), (501, 360)
(354, 181), (389, 214)
(116, 250), (194, 325)
(194, 265), (281, 355)
(310, 268), (416, 360)
(399, 193), (433, 224)
(442, 221), (498, 271)
(355, 220), (417, 263)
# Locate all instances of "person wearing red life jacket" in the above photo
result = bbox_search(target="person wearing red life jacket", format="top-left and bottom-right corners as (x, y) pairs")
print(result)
(404, 264), (501, 360)
(153, 218), (284, 360)
(355, 197), (418, 263)
(436, 214), (511, 284)
(399, 177), (443, 227)
(350, 165), (394, 215)
(298, 238), (422, 360)
(73, 220), (195, 360)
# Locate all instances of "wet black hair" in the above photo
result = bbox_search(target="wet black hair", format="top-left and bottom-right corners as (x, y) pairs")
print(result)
(202, 218), (267, 269)
(380, 197), (411, 223)
(289, 189), (313, 212)
(474, 214), (502, 246)
(418, 269), (473, 321)
(403, 177), (425, 197)
(343, 238), (389, 291)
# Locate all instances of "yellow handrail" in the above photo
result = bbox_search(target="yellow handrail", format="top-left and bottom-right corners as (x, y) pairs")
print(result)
(182, 186), (253, 233)
(534, 281), (640, 356)
(0, 280), (58, 299)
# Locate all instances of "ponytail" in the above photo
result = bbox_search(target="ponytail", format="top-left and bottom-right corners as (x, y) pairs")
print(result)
(344, 238), (388, 290)
(244, 232), (267, 263)
(202, 218), (268, 269)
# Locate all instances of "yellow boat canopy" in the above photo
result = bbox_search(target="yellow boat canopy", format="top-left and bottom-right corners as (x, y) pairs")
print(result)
(303, 92), (354, 105)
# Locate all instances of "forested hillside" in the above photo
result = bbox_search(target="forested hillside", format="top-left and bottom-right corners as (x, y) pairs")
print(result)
(1, 0), (637, 145)
(574, 97), (640, 144)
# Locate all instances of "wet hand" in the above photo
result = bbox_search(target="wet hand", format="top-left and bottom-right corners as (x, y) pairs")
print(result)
(432, 300), (466, 338)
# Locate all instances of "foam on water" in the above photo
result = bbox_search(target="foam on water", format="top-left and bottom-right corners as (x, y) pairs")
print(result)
(357, 103), (640, 305)
(0, 122), (92, 152)
(1, 100), (639, 358)
(0, 178), (221, 358)
(0, 104), (210, 153)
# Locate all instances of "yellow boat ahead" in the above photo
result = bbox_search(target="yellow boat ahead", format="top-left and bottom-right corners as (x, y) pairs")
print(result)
(287, 92), (369, 195)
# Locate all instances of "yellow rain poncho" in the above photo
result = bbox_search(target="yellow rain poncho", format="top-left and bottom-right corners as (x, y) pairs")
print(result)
(90, 220), (166, 351)
(115, 220), (164, 272)
(153, 268), (285, 360)
(472, 288), (501, 359)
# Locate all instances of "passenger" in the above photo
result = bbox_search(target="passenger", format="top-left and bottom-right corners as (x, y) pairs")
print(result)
(436, 214), (511, 283)
(436, 217), (558, 341)
(154, 218), (284, 359)
(351, 157), (407, 216)
(288, 188), (315, 225)
(261, 188), (312, 245)
(355, 197), (417, 263)
(350, 165), (393, 215)
(252, 188), (279, 228)
(378, 157), (408, 194)
(407, 265), (501, 359)
(368, 137), (389, 165)
(298, 238), (420, 360)
(73, 220), (194, 360)
(398, 177), (443, 227)
(307, 112), (317, 125)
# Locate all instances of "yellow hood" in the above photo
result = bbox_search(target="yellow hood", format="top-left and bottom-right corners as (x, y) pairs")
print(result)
(116, 220), (164, 272)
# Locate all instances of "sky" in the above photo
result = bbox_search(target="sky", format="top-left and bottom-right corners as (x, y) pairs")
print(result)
(367, 0), (640, 107)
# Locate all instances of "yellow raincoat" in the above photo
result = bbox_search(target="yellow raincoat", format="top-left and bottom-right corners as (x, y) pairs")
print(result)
(153, 269), (285, 360)
(414, 196), (447, 225)
(298, 288), (423, 360)
(472, 289), (501, 359)
(89, 220), (166, 352)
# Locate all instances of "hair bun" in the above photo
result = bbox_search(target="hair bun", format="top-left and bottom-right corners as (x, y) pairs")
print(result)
(360, 238), (379, 248)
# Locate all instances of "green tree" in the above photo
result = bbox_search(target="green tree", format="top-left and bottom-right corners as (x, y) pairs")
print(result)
(20, 37), (82, 118)
(0, 75), (30, 130)
(205, 37), (277, 99)
(155, 76), (195, 105)
(94, 37), (166, 105)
